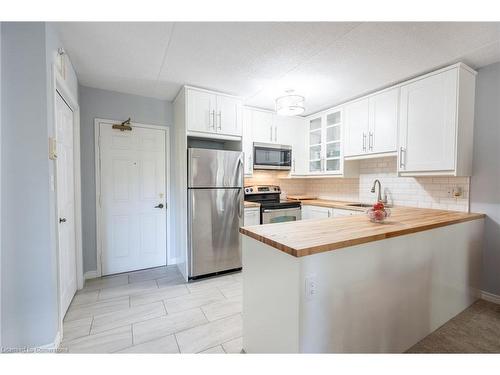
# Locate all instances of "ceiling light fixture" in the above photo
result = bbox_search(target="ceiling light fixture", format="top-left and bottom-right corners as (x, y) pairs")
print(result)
(275, 90), (305, 116)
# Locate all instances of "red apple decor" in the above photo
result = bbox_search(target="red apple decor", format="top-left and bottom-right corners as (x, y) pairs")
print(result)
(366, 202), (391, 223)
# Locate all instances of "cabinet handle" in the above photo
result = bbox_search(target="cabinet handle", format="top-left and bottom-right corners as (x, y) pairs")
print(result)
(211, 110), (216, 130)
(274, 127), (277, 142)
(217, 111), (222, 130)
(270, 126), (273, 142)
(362, 133), (367, 151)
(369, 132), (373, 151)
(293, 158), (296, 173)
(399, 147), (405, 169)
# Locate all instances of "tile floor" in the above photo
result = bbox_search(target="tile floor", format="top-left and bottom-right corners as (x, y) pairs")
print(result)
(59, 266), (243, 353)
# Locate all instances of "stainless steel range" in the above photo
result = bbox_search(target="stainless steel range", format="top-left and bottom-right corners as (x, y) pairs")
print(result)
(244, 185), (301, 224)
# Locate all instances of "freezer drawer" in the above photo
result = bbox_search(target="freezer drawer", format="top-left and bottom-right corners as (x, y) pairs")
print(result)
(188, 148), (243, 188)
(188, 188), (243, 277)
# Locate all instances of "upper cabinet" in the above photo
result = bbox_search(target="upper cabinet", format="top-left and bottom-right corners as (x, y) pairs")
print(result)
(398, 65), (476, 176)
(306, 108), (343, 175)
(251, 109), (275, 143)
(242, 107), (307, 176)
(185, 87), (242, 138)
(344, 88), (399, 158)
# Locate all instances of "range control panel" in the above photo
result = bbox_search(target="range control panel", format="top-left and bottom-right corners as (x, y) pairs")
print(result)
(244, 185), (281, 195)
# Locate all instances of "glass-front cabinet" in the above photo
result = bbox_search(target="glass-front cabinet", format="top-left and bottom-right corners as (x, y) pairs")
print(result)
(307, 108), (343, 175)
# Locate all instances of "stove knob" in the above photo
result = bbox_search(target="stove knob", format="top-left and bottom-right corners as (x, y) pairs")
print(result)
(250, 188), (253, 192)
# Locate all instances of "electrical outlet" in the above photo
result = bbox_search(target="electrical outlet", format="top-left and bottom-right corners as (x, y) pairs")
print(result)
(305, 276), (317, 300)
(449, 187), (463, 198)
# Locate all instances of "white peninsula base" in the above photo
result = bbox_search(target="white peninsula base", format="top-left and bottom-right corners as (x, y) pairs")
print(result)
(242, 219), (484, 353)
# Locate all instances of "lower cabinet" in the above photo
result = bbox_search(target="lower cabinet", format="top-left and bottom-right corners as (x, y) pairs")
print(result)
(244, 207), (260, 226)
(301, 205), (332, 220)
(302, 205), (363, 220)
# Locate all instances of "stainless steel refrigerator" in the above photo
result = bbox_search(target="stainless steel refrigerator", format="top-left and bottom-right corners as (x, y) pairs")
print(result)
(187, 148), (243, 279)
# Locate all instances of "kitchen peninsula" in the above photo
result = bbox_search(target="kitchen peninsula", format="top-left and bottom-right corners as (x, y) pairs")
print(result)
(240, 206), (485, 353)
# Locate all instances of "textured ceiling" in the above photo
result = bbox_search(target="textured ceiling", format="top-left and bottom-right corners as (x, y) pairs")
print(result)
(55, 22), (500, 115)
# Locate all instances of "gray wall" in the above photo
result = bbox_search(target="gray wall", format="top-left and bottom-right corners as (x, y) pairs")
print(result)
(79, 85), (173, 273)
(1, 22), (78, 348)
(471, 62), (500, 296)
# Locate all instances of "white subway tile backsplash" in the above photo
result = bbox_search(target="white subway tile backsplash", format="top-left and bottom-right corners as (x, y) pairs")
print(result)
(244, 156), (470, 212)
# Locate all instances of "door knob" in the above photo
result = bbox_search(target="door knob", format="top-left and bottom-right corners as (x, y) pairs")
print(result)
(154, 203), (164, 209)
(59, 218), (67, 223)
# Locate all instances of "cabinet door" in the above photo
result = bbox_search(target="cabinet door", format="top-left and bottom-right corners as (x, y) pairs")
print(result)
(290, 118), (307, 175)
(324, 110), (342, 173)
(344, 99), (369, 157)
(252, 110), (274, 143)
(399, 69), (457, 173)
(242, 108), (253, 176)
(244, 208), (260, 226)
(308, 116), (323, 173)
(368, 88), (399, 154)
(186, 89), (216, 133)
(332, 208), (363, 217)
(216, 95), (242, 136)
(307, 206), (332, 219)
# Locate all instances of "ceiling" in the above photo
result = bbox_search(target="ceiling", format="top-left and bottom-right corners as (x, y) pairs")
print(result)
(54, 22), (500, 115)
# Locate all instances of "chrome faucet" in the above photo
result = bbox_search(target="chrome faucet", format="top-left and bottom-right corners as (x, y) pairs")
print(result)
(371, 179), (387, 203)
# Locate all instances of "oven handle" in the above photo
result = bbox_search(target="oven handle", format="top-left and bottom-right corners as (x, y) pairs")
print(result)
(262, 207), (301, 213)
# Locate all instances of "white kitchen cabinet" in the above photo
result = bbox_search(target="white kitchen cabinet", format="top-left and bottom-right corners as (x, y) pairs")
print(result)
(216, 95), (242, 137)
(306, 108), (343, 175)
(332, 208), (363, 217)
(398, 64), (476, 176)
(185, 87), (242, 138)
(301, 205), (333, 220)
(244, 207), (260, 226)
(302, 205), (362, 220)
(368, 88), (399, 154)
(344, 88), (398, 158)
(251, 109), (275, 143)
(242, 107), (307, 176)
(242, 108), (254, 176)
(186, 89), (217, 134)
(344, 98), (369, 157)
(275, 115), (307, 176)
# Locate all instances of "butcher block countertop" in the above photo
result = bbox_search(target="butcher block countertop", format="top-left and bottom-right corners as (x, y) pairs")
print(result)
(240, 206), (485, 257)
(244, 201), (261, 208)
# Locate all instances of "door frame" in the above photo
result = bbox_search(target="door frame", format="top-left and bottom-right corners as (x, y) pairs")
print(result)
(94, 118), (171, 277)
(52, 65), (83, 339)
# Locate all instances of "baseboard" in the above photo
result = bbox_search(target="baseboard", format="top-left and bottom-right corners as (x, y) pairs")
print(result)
(38, 331), (61, 351)
(84, 270), (98, 280)
(480, 290), (500, 305)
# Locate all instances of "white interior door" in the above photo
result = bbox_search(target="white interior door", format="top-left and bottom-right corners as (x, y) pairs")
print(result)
(99, 123), (167, 275)
(56, 92), (77, 317)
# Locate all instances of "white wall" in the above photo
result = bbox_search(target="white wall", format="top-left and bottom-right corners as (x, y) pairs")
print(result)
(78, 85), (173, 273)
(470, 62), (500, 296)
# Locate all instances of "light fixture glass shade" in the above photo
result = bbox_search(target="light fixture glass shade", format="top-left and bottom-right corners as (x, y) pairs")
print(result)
(276, 93), (305, 116)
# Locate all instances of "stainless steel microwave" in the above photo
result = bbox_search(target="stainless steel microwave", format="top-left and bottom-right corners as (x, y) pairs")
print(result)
(253, 142), (292, 170)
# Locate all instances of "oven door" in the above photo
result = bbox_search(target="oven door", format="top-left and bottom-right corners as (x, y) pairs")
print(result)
(262, 207), (301, 224)
(253, 143), (291, 170)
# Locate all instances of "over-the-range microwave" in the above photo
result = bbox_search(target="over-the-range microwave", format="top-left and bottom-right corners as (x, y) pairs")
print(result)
(253, 142), (292, 170)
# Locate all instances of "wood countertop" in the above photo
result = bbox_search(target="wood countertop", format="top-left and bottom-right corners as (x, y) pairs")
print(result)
(244, 201), (261, 208)
(240, 206), (485, 257)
